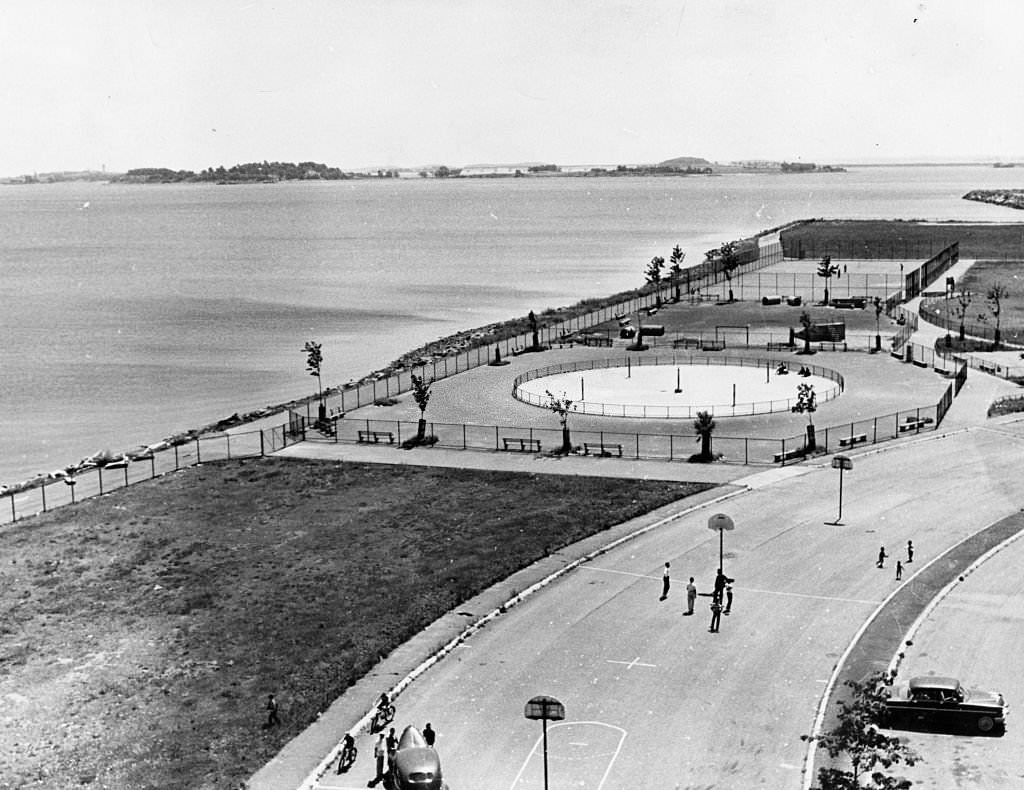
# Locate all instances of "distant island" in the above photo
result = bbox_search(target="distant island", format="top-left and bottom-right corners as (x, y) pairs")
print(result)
(963, 189), (1024, 210)
(1, 155), (850, 184)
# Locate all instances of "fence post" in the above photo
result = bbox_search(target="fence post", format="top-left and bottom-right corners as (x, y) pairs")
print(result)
(260, 430), (265, 457)
(196, 438), (201, 465)
(9, 494), (14, 523)
(98, 469), (104, 495)
(123, 465), (129, 487)
(226, 434), (231, 460)
(175, 444), (179, 471)
(41, 482), (47, 512)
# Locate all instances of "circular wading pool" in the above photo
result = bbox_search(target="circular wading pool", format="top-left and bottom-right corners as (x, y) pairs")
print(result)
(514, 355), (843, 419)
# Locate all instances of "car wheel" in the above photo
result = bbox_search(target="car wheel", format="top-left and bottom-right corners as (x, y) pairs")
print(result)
(978, 716), (995, 733)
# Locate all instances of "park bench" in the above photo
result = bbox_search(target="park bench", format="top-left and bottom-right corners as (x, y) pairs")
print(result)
(581, 334), (612, 347)
(502, 437), (542, 452)
(898, 417), (933, 433)
(673, 337), (702, 349)
(766, 341), (794, 351)
(583, 442), (623, 457)
(911, 358), (928, 368)
(701, 339), (726, 351)
(831, 297), (867, 309)
(978, 362), (998, 374)
(761, 295), (782, 306)
(786, 295), (803, 306)
(838, 433), (868, 448)
(773, 447), (805, 463)
(358, 430), (395, 444)
(934, 366), (951, 376)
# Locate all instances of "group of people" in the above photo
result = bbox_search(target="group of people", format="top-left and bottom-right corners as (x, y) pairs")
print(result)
(775, 363), (813, 377)
(665, 564), (735, 633)
(877, 540), (914, 581)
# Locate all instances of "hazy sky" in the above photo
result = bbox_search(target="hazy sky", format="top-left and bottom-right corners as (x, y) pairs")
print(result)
(3, 1), (1022, 174)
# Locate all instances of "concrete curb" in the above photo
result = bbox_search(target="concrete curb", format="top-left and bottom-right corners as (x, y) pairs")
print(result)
(291, 485), (750, 790)
(800, 509), (1024, 789)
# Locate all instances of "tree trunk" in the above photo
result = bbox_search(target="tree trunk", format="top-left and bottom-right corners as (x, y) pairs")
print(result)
(417, 417), (426, 441)
(701, 434), (712, 461)
(561, 426), (572, 454)
(806, 423), (817, 452)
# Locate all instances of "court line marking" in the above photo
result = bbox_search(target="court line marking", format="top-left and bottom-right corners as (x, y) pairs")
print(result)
(606, 657), (656, 669)
(580, 566), (880, 605)
(508, 721), (627, 790)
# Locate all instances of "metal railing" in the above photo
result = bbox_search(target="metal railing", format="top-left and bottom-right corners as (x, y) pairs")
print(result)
(511, 354), (844, 420)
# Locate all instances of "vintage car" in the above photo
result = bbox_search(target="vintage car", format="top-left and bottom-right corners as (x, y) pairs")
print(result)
(388, 725), (448, 790)
(884, 676), (1008, 733)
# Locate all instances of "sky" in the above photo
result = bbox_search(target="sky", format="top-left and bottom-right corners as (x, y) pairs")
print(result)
(2, 0), (1023, 175)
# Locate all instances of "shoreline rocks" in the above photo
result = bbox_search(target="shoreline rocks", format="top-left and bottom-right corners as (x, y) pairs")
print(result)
(963, 189), (1024, 210)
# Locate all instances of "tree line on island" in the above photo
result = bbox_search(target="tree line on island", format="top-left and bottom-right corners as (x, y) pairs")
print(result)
(115, 161), (352, 183)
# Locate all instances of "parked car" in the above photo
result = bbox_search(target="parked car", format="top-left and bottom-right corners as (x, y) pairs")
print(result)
(884, 676), (1008, 734)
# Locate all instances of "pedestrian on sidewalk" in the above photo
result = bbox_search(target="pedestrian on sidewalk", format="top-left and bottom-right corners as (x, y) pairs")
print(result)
(709, 598), (723, 633)
(877, 546), (887, 568)
(423, 722), (436, 747)
(724, 583), (734, 614)
(685, 577), (697, 615)
(907, 540), (914, 563)
(896, 560), (903, 581)
(660, 562), (671, 601)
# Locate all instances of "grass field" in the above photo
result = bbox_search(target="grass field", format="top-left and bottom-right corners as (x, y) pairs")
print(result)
(0, 457), (712, 790)
(781, 219), (1024, 260)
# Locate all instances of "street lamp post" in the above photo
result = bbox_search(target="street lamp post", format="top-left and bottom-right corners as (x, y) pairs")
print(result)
(707, 513), (735, 572)
(525, 695), (565, 790)
(830, 455), (853, 525)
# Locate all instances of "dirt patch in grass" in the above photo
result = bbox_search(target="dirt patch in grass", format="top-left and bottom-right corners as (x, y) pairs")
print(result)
(0, 457), (712, 790)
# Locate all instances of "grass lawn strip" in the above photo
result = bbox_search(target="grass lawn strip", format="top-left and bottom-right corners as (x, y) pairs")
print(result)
(0, 457), (712, 790)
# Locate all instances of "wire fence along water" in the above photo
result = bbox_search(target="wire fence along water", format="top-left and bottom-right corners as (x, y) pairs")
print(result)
(0, 419), (303, 527)
(511, 354), (844, 419)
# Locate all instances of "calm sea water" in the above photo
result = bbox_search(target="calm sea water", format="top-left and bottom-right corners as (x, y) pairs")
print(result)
(1, 166), (1021, 485)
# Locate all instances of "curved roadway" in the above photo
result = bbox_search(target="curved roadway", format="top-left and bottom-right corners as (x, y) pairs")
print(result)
(293, 416), (1024, 790)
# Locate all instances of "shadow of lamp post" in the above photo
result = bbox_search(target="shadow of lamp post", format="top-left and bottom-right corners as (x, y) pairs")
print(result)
(524, 695), (565, 790)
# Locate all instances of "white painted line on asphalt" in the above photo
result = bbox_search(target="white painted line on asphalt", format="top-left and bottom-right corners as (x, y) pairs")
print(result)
(740, 586), (881, 606)
(606, 657), (657, 669)
(579, 566), (657, 580)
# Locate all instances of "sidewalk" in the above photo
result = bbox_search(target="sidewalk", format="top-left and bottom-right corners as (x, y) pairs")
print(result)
(247, 455), (754, 790)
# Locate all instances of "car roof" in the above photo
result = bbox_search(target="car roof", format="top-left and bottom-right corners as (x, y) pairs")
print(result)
(908, 676), (960, 691)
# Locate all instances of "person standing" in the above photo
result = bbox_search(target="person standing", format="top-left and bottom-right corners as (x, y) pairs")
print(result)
(724, 583), (734, 615)
(660, 562), (671, 601)
(907, 540), (914, 563)
(896, 560), (903, 581)
(709, 597), (723, 633)
(685, 577), (697, 615)
(423, 722), (436, 747)
(713, 568), (734, 603)
(372, 732), (386, 786)
(386, 726), (398, 770)
(877, 546), (887, 568)
(265, 694), (280, 728)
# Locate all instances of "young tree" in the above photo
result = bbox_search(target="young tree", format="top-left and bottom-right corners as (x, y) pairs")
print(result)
(645, 255), (666, 308)
(303, 340), (326, 422)
(669, 245), (686, 302)
(953, 290), (973, 342)
(528, 310), (542, 351)
(791, 381), (818, 452)
(707, 242), (741, 302)
(817, 255), (839, 305)
(799, 310), (815, 355)
(693, 410), (716, 462)
(986, 284), (1008, 348)
(803, 671), (919, 790)
(545, 390), (576, 453)
(410, 373), (433, 442)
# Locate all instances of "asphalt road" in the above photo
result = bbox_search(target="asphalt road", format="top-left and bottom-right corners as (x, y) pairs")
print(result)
(309, 420), (1024, 790)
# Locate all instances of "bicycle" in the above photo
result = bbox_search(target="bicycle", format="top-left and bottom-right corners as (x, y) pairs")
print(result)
(371, 701), (396, 733)
(336, 734), (357, 774)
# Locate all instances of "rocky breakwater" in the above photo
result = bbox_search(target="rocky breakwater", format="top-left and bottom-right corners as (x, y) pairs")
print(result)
(963, 189), (1024, 210)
